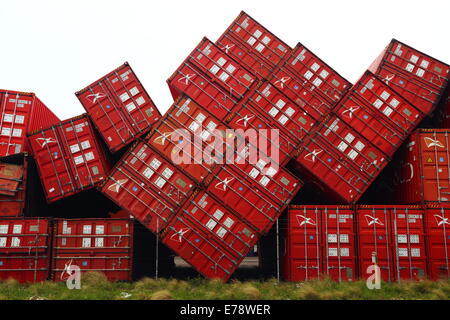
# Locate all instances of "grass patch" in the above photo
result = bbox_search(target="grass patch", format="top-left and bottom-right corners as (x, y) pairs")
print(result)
(0, 273), (448, 300)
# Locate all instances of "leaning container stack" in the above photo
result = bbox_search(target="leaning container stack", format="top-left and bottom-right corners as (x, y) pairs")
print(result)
(0, 10), (450, 283)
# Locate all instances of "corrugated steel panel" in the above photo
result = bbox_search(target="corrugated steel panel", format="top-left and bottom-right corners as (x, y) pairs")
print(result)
(269, 66), (337, 121)
(356, 205), (426, 282)
(204, 165), (301, 234)
(236, 81), (317, 144)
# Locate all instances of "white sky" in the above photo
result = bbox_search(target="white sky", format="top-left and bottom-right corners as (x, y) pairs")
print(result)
(0, 0), (448, 120)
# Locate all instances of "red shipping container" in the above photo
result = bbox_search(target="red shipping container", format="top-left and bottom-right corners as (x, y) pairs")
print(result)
(390, 206), (427, 281)
(223, 155), (301, 208)
(335, 71), (423, 158)
(226, 99), (298, 166)
(282, 206), (323, 282)
(218, 11), (291, 73)
(269, 66), (337, 121)
(167, 38), (256, 121)
(0, 154), (28, 217)
(204, 165), (301, 234)
(0, 162), (23, 196)
(356, 205), (395, 282)
(51, 219), (133, 282)
(294, 114), (388, 203)
(282, 205), (355, 282)
(368, 39), (449, 115)
(216, 11), (291, 79)
(0, 218), (51, 282)
(76, 63), (160, 153)
(0, 90), (60, 157)
(146, 96), (228, 183)
(216, 30), (274, 80)
(356, 205), (426, 282)
(282, 43), (351, 105)
(162, 216), (234, 282)
(182, 191), (258, 256)
(233, 81), (317, 144)
(321, 206), (356, 281)
(389, 129), (450, 203)
(162, 191), (258, 282)
(100, 139), (195, 234)
(424, 204), (450, 279)
(28, 114), (110, 203)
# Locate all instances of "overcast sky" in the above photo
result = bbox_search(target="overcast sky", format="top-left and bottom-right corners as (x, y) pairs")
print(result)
(0, 0), (448, 120)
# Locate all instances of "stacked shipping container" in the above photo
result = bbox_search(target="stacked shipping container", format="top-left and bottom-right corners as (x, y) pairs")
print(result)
(283, 205), (433, 282)
(0, 90), (60, 157)
(28, 114), (111, 203)
(0, 218), (52, 282)
(293, 71), (427, 203)
(76, 63), (161, 153)
(384, 129), (450, 203)
(0, 154), (27, 217)
(51, 219), (133, 282)
(0, 11), (449, 284)
(369, 39), (449, 115)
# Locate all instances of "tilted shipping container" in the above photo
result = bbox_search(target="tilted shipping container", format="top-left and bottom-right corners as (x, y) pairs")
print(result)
(281, 43), (351, 106)
(76, 63), (160, 153)
(204, 165), (302, 235)
(216, 11), (291, 79)
(294, 114), (389, 203)
(161, 190), (259, 282)
(100, 139), (195, 234)
(167, 38), (256, 121)
(28, 114), (111, 203)
(0, 90), (60, 157)
(230, 81), (317, 145)
(335, 71), (423, 158)
(146, 96), (227, 183)
(226, 98), (298, 166)
(368, 39), (449, 115)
